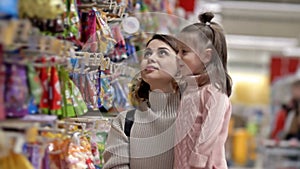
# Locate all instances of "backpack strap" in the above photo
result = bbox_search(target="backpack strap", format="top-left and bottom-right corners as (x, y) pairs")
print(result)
(124, 109), (135, 137)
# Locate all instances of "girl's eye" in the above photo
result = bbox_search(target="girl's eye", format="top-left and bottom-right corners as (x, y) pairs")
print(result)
(158, 49), (169, 57)
(181, 50), (188, 55)
(181, 50), (191, 58)
(143, 51), (152, 58)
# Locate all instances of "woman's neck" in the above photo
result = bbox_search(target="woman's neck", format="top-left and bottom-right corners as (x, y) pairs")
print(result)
(148, 90), (180, 114)
(150, 83), (175, 93)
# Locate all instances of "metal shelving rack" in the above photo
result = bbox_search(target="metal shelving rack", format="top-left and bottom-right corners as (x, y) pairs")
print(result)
(262, 140), (300, 169)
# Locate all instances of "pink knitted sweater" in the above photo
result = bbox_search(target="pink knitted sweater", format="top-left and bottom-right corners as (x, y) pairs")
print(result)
(174, 84), (232, 169)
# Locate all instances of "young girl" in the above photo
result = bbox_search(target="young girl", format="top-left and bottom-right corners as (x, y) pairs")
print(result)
(103, 34), (182, 169)
(174, 12), (232, 169)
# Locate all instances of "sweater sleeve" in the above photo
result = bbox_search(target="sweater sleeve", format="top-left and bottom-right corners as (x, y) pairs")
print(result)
(103, 112), (130, 169)
(188, 86), (229, 168)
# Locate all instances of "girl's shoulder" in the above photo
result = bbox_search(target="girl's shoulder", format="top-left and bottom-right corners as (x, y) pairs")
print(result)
(199, 84), (224, 95)
(199, 84), (230, 103)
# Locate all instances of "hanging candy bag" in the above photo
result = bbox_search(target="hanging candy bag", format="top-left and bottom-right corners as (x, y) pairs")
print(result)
(71, 80), (88, 116)
(5, 64), (29, 117)
(0, 151), (34, 169)
(96, 67), (102, 109)
(59, 67), (76, 118)
(23, 143), (43, 169)
(19, 0), (64, 19)
(95, 11), (116, 53)
(27, 63), (42, 114)
(49, 58), (62, 116)
(63, 0), (80, 39)
(38, 57), (50, 114)
(80, 10), (97, 44)
(79, 73), (87, 105)
(110, 25), (127, 62)
(125, 37), (139, 64)
(100, 74), (113, 111)
(85, 73), (98, 110)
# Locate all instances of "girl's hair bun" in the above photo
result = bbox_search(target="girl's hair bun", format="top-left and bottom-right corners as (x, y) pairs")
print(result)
(198, 12), (214, 23)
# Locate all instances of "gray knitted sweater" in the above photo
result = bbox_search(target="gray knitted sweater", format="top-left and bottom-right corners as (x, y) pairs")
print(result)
(103, 91), (180, 169)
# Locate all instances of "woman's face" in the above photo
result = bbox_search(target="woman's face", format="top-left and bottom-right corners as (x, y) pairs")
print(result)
(140, 39), (178, 88)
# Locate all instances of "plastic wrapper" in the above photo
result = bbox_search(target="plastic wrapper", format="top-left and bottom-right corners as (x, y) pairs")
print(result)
(19, 0), (65, 19)
(38, 57), (50, 113)
(81, 11), (115, 54)
(71, 79), (88, 116)
(60, 67), (88, 117)
(27, 64), (42, 114)
(108, 25), (128, 62)
(24, 144), (43, 169)
(66, 136), (95, 169)
(100, 75), (113, 110)
(85, 74), (98, 110)
(49, 60), (62, 111)
(0, 152), (34, 169)
(80, 10), (97, 43)
(5, 64), (29, 117)
(60, 67), (76, 117)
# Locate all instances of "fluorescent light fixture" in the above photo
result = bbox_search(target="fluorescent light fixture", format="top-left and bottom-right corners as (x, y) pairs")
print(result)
(283, 47), (300, 56)
(226, 34), (298, 51)
(220, 1), (300, 13)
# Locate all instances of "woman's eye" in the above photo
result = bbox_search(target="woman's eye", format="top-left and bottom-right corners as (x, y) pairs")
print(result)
(143, 51), (152, 58)
(158, 49), (169, 57)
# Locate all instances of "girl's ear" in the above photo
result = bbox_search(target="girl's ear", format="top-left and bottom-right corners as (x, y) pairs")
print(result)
(203, 48), (212, 64)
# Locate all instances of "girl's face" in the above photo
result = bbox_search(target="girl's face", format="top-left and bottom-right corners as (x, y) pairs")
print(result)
(140, 39), (178, 90)
(177, 32), (210, 76)
(179, 48), (205, 76)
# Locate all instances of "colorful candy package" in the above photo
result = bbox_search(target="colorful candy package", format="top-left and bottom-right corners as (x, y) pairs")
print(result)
(26, 63), (42, 114)
(5, 64), (29, 117)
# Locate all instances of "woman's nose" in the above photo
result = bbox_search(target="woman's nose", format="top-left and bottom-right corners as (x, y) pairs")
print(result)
(147, 54), (157, 63)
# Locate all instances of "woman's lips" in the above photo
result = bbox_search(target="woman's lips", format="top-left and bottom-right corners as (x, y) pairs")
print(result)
(145, 66), (158, 71)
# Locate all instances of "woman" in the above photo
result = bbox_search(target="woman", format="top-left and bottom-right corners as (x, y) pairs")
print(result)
(103, 34), (181, 169)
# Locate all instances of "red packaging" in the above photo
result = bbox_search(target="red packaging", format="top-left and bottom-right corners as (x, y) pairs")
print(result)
(38, 57), (49, 109)
(49, 58), (62, 110)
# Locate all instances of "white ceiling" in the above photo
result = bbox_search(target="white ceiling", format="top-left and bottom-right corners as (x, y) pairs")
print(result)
(199, 0), (300, 73)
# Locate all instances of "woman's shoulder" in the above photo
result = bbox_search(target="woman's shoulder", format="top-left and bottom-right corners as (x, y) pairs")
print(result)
(111, 110), (134, 130)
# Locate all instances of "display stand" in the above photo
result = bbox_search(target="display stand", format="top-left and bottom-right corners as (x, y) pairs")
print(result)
(262, 140), (300, 169)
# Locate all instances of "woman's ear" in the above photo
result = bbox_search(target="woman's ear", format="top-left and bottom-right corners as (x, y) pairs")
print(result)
(203, 48), (212, 64)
